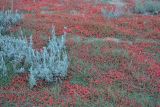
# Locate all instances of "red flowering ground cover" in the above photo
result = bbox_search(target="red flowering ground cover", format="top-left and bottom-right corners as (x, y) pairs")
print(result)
(0, 0), (160, 106)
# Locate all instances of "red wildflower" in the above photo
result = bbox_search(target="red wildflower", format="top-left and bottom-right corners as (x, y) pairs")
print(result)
(156, 70), (160, 77)
(48, 97), (54, 106)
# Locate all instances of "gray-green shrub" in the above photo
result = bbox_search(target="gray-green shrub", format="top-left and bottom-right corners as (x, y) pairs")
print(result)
(101, 1), (125, 19)
(0, 10), (22, 86)
(0, 10), (69, 88)
(28, 30), (69, 88)
(134, 0), (160, 15)
(0, 28), (69, 88)
(0, 10), (22, 35)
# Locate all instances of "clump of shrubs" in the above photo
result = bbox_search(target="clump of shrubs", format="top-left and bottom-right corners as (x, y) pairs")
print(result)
(100, 0), (112, 3)
(101, 6), (124, 19)
(101, 0), (125, 19)
(0, 10), (22, 35)
(134, 0), (160, 15)
(0, 29), (69, 89)
(28, 29), (69, 88)
(0, 10), (22, 86)
(0, 10), (69, 88)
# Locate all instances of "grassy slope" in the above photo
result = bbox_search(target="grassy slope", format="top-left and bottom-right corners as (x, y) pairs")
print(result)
(0, 0), (160, 106)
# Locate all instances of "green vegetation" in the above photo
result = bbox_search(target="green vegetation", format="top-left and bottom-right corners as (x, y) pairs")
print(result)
(144, 45), (160, 62)
(135, 0), (160, 15)
(0, 62), (15, 87)
(70, 58), (92, 86)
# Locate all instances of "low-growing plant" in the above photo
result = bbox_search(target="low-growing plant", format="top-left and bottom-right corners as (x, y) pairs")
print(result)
(0, 10), (22, 35)
(101, 8), (117, 19)
(0, 27), (69, 88)
(101, 6), (124, 19)
(0, 56), (7, 77)
(111, 48), (130, 59)
(134, 0), (160, 15)
(101, 0), (125, 19)
(70, 69), (91, 87)
(29, 29), (69, 88)
(0, 60), (15, 87)
(0, 10), (22, 86)
(0, 10), (69, 88)
(101, 0), (112, 3)
(134, 0), (146, 14)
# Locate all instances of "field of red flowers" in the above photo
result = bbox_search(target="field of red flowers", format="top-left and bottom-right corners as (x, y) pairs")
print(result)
(0, 0), (160, 106)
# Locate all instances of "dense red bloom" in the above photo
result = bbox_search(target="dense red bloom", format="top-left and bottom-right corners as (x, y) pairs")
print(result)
(47, 97), (54, 106)
(156, 70), (160, 77)
(62, 81), (90, 99)
(0, 0), (159, 106)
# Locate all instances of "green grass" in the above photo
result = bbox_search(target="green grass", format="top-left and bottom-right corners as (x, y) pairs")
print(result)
(13, 28), (34, 38)
(101, 0), (112, 3)
(0, 62), (15, 87)
(97, 62), (120, 72)
(114, 34), (135, 41)
(97, 80), (159, 107)
(75, 95), (115, 107)
(70, 70), (90, 87)
(69, 52), (93, 86)
(40, 33), (48, 41)
(128, 92), (159, 107)
(1, 101), (17, 107)
(111, 48), (130, 59)
(70, 60), (92, 86)
(144, 46), (160, 62)
(51, 84), (61, 99)
(89, 39), (105, 56)
(135, 38), (159, 43)
(155, 53), (160, 62)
